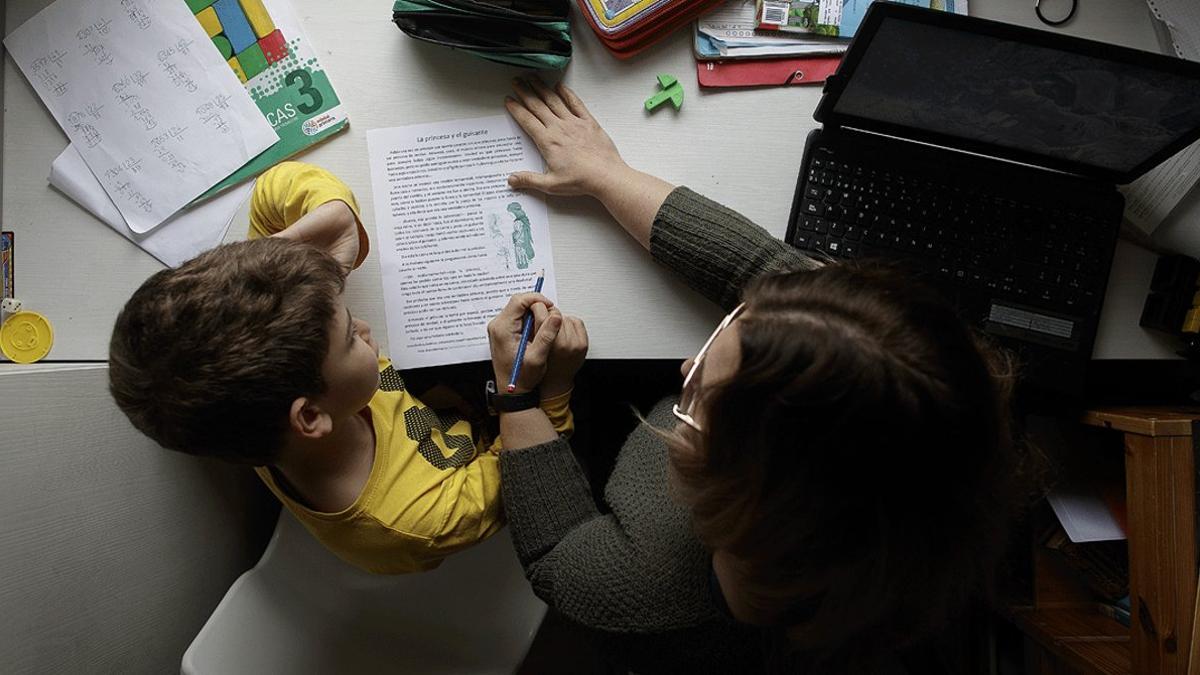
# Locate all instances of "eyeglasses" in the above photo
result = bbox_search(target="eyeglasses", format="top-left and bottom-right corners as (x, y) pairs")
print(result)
(673, 303), (745, 433)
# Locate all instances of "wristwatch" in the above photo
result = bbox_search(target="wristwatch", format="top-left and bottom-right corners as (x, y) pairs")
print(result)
(486, 380), (541, 414)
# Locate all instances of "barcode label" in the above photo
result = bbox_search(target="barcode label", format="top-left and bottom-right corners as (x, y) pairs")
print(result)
(761, 1), (788, 25)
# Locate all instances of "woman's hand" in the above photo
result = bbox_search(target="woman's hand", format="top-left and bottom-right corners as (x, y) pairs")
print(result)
(505, 76), (628, 198)
(504, 75), (675, 251)
(488, 293), (560, 395)
(541, 315), (588, 400)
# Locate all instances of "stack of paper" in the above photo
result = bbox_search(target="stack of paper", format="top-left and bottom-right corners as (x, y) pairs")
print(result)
(6, 0), (350, 268)
(755, 0), (967, 38)
(5, 0), (278, 234)
(1122, 0), (1200, 241)
(1146, 0), (1200, 61)
(50, 146), (252, 268)
(696, 0), (847, 59)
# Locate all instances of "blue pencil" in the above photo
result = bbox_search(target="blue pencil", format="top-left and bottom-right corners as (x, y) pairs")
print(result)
(507, 269), (545, 393)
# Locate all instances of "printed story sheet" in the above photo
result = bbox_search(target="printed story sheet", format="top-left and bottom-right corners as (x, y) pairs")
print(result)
(367, 115), (557, 369)
(4, 0), (277, 233)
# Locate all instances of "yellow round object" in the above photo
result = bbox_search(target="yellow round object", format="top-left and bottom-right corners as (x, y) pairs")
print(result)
(1, 311), (54, 363)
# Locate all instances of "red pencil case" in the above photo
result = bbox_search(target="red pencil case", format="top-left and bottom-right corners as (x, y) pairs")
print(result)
(576, 0), (725, 59)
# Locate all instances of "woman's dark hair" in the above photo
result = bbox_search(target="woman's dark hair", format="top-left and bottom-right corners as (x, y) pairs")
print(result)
(669, 262), (1025, 670)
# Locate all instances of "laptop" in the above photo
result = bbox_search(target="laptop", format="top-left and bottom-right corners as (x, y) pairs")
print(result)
(785, 2), (1200, 398)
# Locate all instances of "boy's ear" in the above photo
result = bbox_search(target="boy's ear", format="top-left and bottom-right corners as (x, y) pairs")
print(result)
(289, 397), (333, 440)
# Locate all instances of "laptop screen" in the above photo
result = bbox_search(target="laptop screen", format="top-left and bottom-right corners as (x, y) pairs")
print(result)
(827, 14), (1200, 181)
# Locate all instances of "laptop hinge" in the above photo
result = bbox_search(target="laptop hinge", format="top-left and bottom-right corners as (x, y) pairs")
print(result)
(835, 126), (1096, 184)
(821, 73), (844, 96)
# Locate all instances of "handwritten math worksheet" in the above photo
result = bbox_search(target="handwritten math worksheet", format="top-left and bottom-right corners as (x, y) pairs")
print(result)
(5, 0), (277, 233)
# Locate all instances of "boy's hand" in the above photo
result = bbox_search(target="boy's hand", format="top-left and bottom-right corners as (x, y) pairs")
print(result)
(352, 317), (380, 358)
(505, 76), (627, 198)
(541, 315), (588, 401)
(488, 293), (559, 395)
(274, 200), (360, 273)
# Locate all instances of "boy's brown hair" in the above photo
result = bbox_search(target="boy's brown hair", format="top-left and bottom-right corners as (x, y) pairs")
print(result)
(669, 263), (1027, 670)
(109, 237), (345, 465)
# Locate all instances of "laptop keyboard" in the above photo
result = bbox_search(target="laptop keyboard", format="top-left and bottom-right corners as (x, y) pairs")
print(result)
(792, 146), (1114, 317)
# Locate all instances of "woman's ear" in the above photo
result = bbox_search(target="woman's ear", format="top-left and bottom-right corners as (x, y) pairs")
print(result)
(289, 397), (333, 440)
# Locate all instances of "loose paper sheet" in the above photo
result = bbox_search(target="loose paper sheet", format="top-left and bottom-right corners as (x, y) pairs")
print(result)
(1123, 0), (1200, 235)
(367, 115), (557, 369)
(1047, 486), (1127, 543)
(1146, 0), (1200, 62)
(50, 145), (251, 268)
(1122, 137), (1200, 235)
(4, 0), (277, 233)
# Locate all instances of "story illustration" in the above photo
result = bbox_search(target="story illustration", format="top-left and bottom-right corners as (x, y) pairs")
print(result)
(487, 212), (512, 270)
(508, 202), (535, 270)
(485, 201), (536, 271)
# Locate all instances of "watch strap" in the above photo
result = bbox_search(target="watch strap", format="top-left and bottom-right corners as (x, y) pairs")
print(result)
(487, 380), (541, 413)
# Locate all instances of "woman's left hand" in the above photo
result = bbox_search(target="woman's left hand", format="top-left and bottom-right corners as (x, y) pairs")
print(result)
(505, 76), (627, 198)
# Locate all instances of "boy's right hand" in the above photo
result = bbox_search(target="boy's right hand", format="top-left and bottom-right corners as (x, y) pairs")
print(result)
(275, 201), (360, 273)
(487, 293), (588, 399)
(488, 293), (559, 395)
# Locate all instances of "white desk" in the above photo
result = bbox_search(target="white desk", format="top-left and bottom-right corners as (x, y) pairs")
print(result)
(1, 0), (1183, 362)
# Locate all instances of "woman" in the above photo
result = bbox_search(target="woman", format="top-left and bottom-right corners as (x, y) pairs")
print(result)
(486, 77), (1024, 674)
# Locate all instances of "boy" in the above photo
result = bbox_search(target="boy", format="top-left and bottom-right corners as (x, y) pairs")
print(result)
(109, 162), (574, 574)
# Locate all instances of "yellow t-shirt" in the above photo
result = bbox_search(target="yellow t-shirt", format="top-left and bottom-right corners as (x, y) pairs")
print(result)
(247, 161), (575, 574)
(257, 359), (574, 574)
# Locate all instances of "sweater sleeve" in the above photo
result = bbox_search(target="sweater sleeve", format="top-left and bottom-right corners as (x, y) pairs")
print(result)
(500, 438), (715, 632)
(500, 439), (598, 567)
(649, 186), (820, 311)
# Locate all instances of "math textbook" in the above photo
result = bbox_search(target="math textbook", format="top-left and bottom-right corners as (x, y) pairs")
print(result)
(755, 0), (967, 38)
(190, 0), (348, 199)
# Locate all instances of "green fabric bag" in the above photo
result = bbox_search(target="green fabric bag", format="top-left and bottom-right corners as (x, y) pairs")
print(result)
(392, 0), (572, 70)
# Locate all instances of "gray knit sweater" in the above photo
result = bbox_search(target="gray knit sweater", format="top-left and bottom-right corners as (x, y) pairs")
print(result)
(499, 187), (816, 674)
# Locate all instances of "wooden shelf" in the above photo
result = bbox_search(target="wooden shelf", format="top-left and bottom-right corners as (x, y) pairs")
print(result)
(1005, 407), (1199, 675)
(1009, 606), (1131, 675)
(1080, 408), (1198, 438)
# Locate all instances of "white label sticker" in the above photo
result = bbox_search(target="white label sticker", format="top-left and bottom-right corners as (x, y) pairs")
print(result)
(761, 1), (789, 25)
(818, 0), (842, 25)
